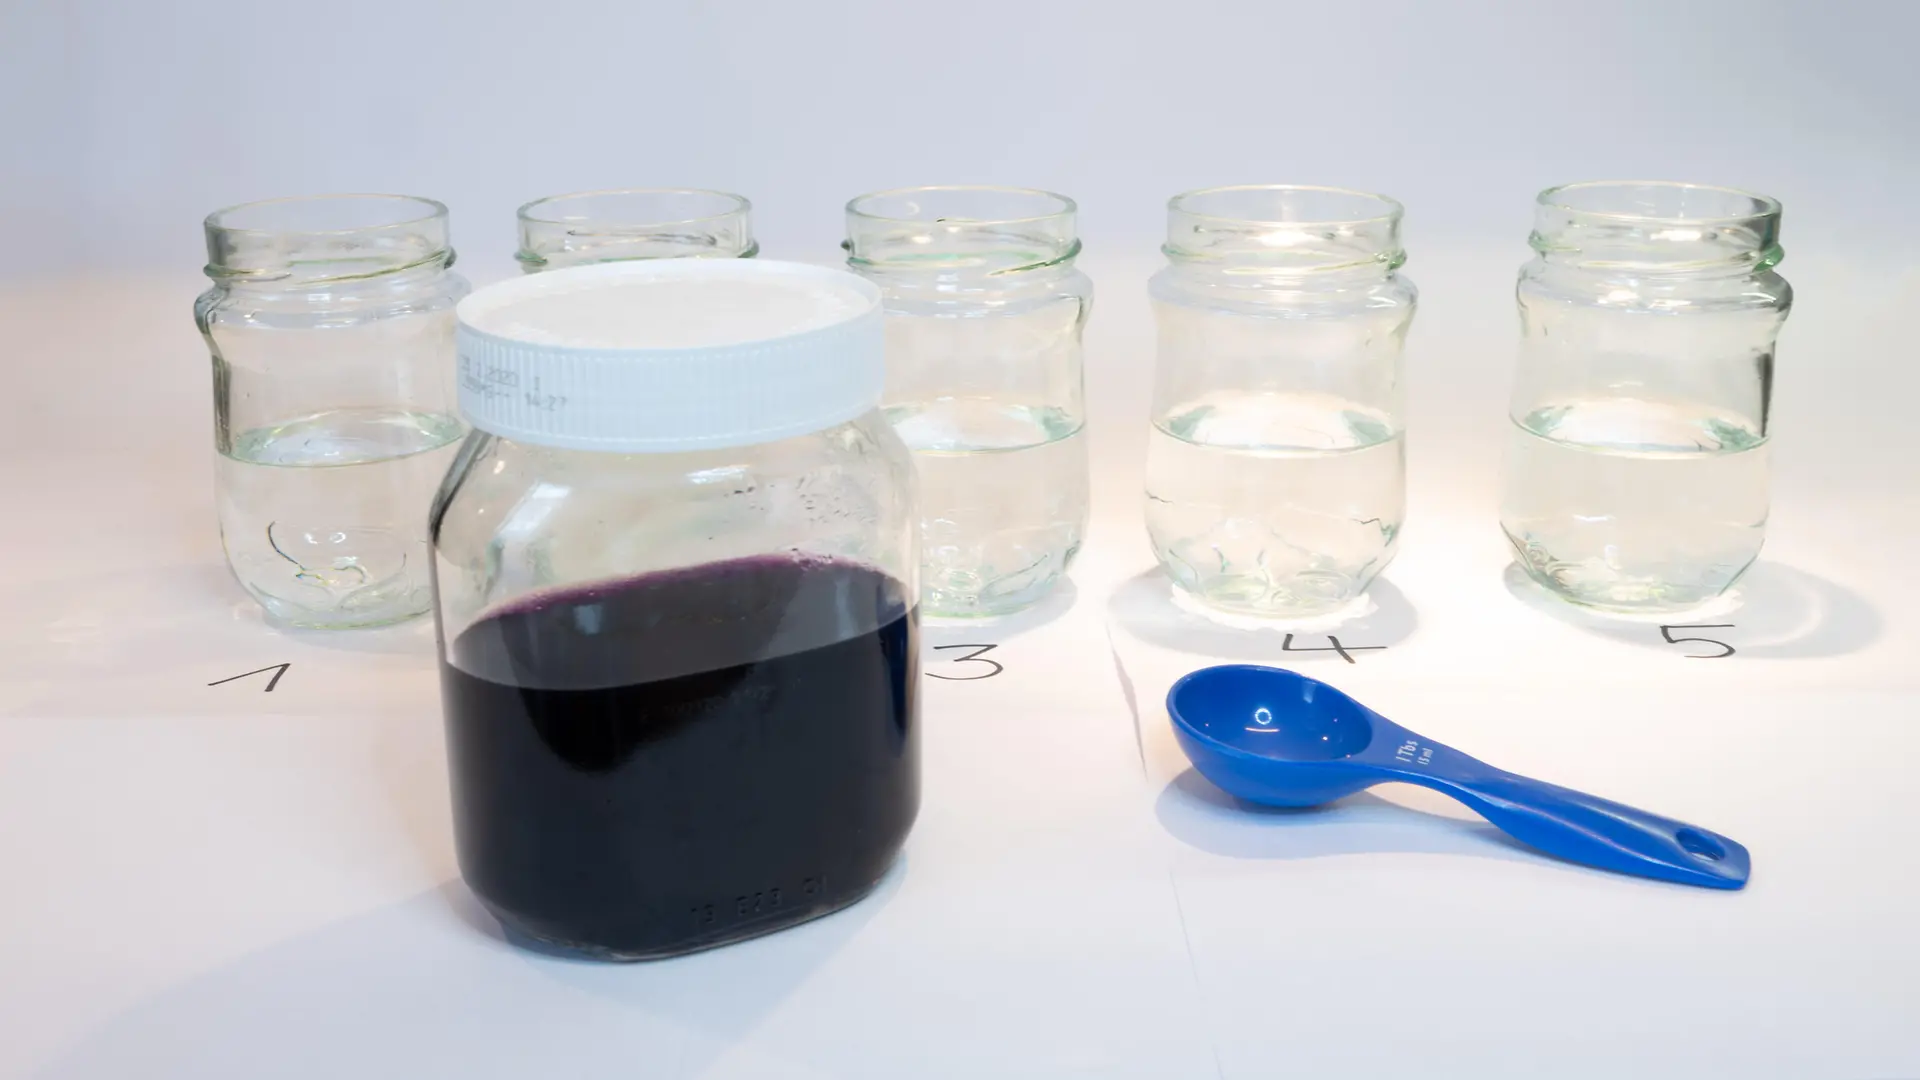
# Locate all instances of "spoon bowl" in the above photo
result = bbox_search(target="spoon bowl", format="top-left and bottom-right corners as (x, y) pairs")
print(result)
(1169, 665), (1387, 806)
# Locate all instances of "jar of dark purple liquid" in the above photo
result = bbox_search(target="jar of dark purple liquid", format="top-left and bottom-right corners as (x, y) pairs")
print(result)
(431, 259), (919, 960)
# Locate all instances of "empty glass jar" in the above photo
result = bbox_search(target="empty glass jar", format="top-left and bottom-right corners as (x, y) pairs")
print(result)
(1146, 186), (1416, 619)
(845, 186), (1091, 617)
(1500, 182), (1791, 613)
(195, 194), (469, 628)
(517, 188), (756, 271)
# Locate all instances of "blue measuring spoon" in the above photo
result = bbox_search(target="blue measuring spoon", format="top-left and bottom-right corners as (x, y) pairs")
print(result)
(1166, 664), (1749, 889)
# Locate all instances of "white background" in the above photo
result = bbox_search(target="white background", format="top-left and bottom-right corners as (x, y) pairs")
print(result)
(4, 0), (1919, 275)
(3, 2), (1919, 1078)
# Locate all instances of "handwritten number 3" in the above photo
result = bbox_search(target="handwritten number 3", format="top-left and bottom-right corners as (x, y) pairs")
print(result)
(928, 644), (1003, 681)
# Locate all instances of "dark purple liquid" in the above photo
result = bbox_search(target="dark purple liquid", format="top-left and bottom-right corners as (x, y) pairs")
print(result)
(439, 556), (919, 959)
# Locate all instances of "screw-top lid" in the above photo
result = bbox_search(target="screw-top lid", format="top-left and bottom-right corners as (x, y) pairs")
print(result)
(455, 259), (884, 452)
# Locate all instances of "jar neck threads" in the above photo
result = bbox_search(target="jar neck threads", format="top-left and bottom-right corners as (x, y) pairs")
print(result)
(517, 189), (756, 271)
(1530, 181), (1783, 273)
(203, 194), (454, 287)
(843, 186), (1080, 277)
(1162, 186), (1405, 277)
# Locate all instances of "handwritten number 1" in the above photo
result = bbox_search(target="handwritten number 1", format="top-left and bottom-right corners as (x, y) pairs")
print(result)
(208, 663), (291, 692)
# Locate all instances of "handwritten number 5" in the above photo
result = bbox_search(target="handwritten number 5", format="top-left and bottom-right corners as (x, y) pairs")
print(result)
(928, 644), (1003, 681)
(1660, 625), (1735, 659)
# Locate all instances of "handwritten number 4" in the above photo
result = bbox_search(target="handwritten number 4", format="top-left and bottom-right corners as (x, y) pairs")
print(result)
(208, 663), (291, 692)
(928, 644), (1003, 681)
(1659, 625), (1735, 659)
(1281, 634), (1384, 665)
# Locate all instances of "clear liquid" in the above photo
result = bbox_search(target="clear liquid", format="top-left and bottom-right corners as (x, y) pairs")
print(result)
(217, 408), (466, 628)
(886, 400), (1087, 617)
(1500, 398), (1769, 612)
(1144, 392), (1404, 618)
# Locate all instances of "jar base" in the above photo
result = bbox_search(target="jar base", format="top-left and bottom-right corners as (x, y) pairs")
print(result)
(921, 545), (1080, 618)
(476, 857), (899, 963)
(1504, 528), (1756, 618)
(1167, 580), (1379, 628)
(248, 592), (433, 631)
(1511, 574), (1745, 620)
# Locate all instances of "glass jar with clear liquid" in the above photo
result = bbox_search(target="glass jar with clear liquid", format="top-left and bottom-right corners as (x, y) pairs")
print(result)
(1146, 186), (1416, 619)
(845, 186), (1091, 617)
(516, 188), (756, 271)
(195, 195), (470, 628)
(1501, 182), (1791, 613)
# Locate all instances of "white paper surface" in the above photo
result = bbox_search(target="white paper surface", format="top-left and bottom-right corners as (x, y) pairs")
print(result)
(2, 253), (1915, 1078)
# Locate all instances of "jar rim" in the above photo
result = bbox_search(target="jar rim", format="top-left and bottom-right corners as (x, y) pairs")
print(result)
(203, 194), (453, 284)
(517, 188), (753, 228)
(1163, 185), (1405, 272)
(1167, 185), (1404, 228)
(845, 185), (1077, 225)
(204, 193), (448, 237)
(1537, 181), (1781, 225)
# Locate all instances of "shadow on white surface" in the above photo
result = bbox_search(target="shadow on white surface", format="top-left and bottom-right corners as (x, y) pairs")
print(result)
(1155, 768), (1547, 869)
(920, 578), (1079, 645)
(0, 560), (437, 667)
(0, 562), (235, 657)
(0, 561), (441, 719)
(1500, 561), (1881, 659)
(3, 557), (428, 649)
(30, 851), (1220, 1079)
(35, 871), (901, 1080)
(1105, 570), (1416, 661)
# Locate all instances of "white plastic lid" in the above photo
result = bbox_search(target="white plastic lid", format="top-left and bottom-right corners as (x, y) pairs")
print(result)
(455, 259), (885, 452)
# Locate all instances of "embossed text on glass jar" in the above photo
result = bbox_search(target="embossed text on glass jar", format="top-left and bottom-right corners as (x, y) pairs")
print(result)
(517, 188), (755, 272)
(1500, 182), (1791, 613)
(1147, 186), (1416, 619)
(195, 194), (469, 628)
(845, 186), (1091, 617)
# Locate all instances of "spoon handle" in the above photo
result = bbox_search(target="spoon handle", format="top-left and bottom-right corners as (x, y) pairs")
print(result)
(1409, 766), (1750, 889)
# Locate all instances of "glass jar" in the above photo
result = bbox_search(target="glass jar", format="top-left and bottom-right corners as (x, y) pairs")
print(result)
(516, 188), (756, 271)
(432, 259), (919, 960)
(1500, 181), (1791, 613)
(1146, 186), (1416, 619)
(195, 194), (469, 628)
(845, 186), (1091, 617)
